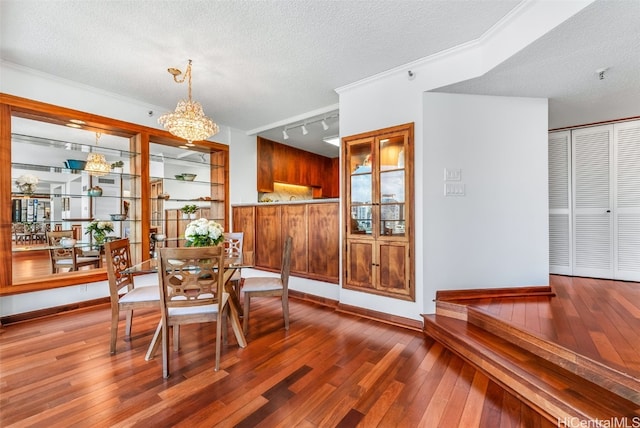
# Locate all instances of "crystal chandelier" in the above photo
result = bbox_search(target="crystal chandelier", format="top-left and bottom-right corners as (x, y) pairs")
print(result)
(158, 59), (219, 146)
(84, 132), (111, 176)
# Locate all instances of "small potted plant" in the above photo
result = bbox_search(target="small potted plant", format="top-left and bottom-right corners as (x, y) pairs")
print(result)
(111, 160), (124, 173)
(180, 204), (198, 219)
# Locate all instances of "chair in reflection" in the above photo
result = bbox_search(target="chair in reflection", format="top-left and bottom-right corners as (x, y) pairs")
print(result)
(46, 230), (101, 273)
(12, 223), (32, 245)
(242, 235), (293, 335)
(157, 245), (227, 378)
(104, 238), (160, 355)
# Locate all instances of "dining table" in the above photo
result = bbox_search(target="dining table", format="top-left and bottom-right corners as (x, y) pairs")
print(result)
(124, 254), (252, 361)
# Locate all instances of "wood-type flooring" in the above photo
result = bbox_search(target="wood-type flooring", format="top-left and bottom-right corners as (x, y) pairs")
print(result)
(0, 295), (551, 427)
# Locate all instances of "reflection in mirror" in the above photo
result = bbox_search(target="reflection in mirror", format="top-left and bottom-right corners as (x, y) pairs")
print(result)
(11, 117), (135, 282)
(149, 142), (212, 248)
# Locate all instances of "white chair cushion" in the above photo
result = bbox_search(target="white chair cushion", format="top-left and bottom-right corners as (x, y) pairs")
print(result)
(77, 257), (99, 263)
(242, 277), (283, 292)
(120, 286), (159, 303)
(168, 304), (219, 316)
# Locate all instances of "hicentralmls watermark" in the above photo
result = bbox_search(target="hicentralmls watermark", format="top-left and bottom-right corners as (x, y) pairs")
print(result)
(558, 417), (640, 428)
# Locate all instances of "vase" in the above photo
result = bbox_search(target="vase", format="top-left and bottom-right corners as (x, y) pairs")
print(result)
(94, 232), (106, 247)
(190, 213), (197, 219)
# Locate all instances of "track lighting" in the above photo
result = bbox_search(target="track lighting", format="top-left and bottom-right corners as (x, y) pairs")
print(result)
(321, 119), (329, 131)
(301, 124), (308, 135)
(283, 129), (289, 140)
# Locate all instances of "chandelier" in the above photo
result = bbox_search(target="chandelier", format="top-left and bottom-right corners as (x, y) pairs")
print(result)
(158, 59), (219, 146)
(84, 132), (111, 176)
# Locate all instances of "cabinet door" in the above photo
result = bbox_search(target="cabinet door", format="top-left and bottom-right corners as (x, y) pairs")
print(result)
(345, 239), (374, 290)
(346, 137), (375, 237)
(232, 206), (255, 260)
(281, 204), (307, 274)
(377, 242), (410, 297)
(255, 205), (282, 270)
(308, 203), (340, 281)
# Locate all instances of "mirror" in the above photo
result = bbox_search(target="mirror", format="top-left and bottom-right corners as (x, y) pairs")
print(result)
(11, 117), (138, 282)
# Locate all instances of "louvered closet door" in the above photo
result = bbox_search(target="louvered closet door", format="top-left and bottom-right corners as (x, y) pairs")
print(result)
(549, 131), (572, 274)
(614, 120), (640, 281)
(572, 125), (613, 279)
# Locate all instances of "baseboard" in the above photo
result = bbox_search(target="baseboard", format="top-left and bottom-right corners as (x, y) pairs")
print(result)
(0, 298), (110, 325)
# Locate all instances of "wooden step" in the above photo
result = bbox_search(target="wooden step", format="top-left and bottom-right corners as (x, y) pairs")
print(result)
(423, 314), (640, 425)
(467, 305), (640, 406)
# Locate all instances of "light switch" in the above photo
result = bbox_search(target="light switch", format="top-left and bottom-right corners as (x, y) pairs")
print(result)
(444, 183), (465, 196)
(444, 168), (461, 181)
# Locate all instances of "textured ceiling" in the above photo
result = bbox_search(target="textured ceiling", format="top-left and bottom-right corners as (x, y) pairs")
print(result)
(1, 1), (638, 158)
(0, 0), (520, 157)
(435, 0), (640, 130)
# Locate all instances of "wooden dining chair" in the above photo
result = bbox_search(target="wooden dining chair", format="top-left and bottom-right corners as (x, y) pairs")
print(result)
(46, 230), (101, 273)
(157, 245), (227, 378)
(105, 238), (160, 354)
(242, 235), (293, 335)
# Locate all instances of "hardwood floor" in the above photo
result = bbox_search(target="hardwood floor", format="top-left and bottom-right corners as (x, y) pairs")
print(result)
(473, 275), (640, 382)
(0, 296), (550, 427)
(424, 275), (640, 425)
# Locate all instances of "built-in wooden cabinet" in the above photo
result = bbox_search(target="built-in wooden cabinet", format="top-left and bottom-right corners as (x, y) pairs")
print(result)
(257, 137), (338, 197)
(1, 93), (229, 292)
(342, 123), (414, 300)
(232, 201), (339, 283)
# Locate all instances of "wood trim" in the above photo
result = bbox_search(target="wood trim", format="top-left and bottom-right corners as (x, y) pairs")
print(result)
(435, 286), (554, 302)
(337, 302), (423, 331)
(0, 103), (12, 287)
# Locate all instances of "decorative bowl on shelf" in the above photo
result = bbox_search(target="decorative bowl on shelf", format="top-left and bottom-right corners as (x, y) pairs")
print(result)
(110, 214), (127, 221)
(158, 193), (170, 200)
(65, 159), (87, 170)
(87, 187), (103, 197)
(174, 174), (185, 181)
(181, 173), (197, 181)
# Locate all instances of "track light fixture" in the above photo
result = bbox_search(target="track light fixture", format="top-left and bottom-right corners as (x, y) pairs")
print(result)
(279, 112), (339, 141)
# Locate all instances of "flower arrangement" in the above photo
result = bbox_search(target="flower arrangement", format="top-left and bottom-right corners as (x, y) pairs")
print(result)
(184, 218), (224, 247)
(16, 174), (39, 195)
(85, 219), (114, 245)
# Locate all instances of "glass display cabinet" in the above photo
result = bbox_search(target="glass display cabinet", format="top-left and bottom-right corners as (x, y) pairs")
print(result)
(343, 123), (414, 300)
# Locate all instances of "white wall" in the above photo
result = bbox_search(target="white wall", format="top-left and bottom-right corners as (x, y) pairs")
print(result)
(423, 93), (549, 312)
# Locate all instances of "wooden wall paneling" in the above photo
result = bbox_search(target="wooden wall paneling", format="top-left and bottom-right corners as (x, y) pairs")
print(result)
(308, 203), (340, 282)
(255, 205), (282, 270)
(281, 204), (308, 275)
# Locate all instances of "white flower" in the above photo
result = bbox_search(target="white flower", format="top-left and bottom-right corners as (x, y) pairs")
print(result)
(16, 174), (39, 185)
(185, 218), (224, 246)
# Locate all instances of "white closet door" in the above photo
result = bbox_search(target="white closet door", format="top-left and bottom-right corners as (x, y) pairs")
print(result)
(572, 125), (613, 279)
(614, 120), (640, 281)
(549, 131), (572, 274)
